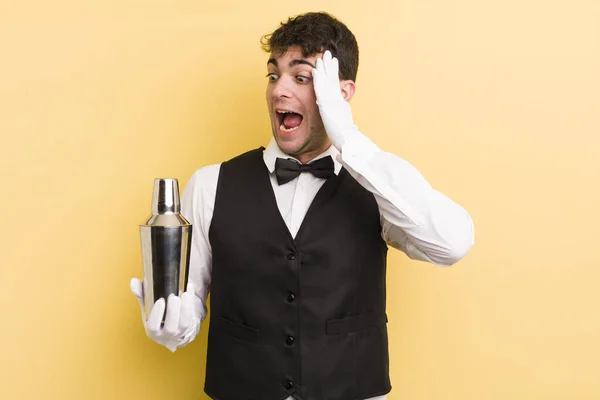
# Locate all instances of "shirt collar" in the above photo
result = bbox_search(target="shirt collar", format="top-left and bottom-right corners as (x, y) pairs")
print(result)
(263, 137), (343, 175)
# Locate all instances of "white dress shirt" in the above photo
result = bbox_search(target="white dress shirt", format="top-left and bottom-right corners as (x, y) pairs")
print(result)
(180, 132), (475, 400)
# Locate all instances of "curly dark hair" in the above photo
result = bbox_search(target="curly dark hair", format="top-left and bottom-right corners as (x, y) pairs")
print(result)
(261, 12), (359, 82)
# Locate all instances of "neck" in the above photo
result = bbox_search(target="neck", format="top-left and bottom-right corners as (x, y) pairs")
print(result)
(294, 138), (332, 164)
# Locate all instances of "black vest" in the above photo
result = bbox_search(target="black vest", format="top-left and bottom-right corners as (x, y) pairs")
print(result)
(204, 148), (391, 400)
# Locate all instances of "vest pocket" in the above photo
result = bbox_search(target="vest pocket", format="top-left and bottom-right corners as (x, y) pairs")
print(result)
(326, 312), (391, 396)
(326, 312), (387, 335)
(216, 316), (260, 344)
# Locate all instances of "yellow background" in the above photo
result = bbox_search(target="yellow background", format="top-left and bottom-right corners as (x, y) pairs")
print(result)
(1, 0), (599, 399)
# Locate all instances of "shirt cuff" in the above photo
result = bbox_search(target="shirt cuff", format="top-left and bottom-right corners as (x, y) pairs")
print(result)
(336, 131), (379, 167)
(336, 131), (426, 226)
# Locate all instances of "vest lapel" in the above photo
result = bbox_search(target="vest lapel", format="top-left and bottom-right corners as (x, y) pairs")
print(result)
(256, 151), (348, 243)
(295, 168), (347, 240)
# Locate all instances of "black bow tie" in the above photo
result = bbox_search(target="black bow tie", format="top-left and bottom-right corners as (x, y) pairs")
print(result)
(274, 156), (335, 185)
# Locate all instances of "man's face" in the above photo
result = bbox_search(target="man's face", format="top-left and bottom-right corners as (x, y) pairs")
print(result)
(265, 46), (328, 160)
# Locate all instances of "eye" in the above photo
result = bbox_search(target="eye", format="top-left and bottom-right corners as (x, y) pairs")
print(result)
(296, 75), (311, 84)
(266, 73), (279, 82)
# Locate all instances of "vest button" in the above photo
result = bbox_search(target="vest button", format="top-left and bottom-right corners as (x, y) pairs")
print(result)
(285, 336), (295, 345)
(287, 253), (296, 260)
(286, 293), (295, 303)
(284, 380), (294, 390)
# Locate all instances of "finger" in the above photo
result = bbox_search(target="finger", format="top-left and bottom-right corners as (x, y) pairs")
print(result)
(323, 50), (333, 77)
(147, 297), (166, 334)
(163, 295), (182, 336)
(316, 57), (325, 74)
(186, 281), (196, 294)
(130, 278), (146, 319)
(130, 278), (143, 302)
(166, 342), (178, 353)
(323, 55), (339, 87)
(311, 67), (318, 85)
(312, 68), (322, 98)
(331, 57), (340, 83)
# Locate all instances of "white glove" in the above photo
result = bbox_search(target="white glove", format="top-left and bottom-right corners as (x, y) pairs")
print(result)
(130, 277), (201, 352)
(312, 50), (361, 150)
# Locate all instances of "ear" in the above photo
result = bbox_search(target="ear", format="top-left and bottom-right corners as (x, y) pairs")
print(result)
(340, 80), (356, 102)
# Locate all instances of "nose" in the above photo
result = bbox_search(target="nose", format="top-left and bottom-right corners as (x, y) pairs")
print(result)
(272, 76), (293, 99)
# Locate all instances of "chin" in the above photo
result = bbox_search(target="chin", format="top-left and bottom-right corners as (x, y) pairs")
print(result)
(275, 138), (301, 156)
(272, 130), (302, 151)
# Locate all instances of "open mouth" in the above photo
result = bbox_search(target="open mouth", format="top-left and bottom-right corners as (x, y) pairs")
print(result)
(276, 109), (304, 133)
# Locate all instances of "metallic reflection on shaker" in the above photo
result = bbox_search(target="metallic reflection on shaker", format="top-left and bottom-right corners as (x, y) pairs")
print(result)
(140, 178), (192, 323)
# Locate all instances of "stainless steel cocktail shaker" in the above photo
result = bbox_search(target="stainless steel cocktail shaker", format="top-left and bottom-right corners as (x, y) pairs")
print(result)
(140, 178), (192, 321)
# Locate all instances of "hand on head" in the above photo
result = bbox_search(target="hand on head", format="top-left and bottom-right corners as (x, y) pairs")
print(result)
(312, 50), (360, 150)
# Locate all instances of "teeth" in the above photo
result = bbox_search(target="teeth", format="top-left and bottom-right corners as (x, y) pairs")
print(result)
(280, 124), (299, 132)
(277, 110), (301, 132)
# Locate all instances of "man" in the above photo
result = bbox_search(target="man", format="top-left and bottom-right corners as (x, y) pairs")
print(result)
(131, 11), (474, 400)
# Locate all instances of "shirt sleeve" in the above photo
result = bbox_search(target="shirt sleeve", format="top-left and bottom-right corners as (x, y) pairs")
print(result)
(180, 164), (221, 322)
(336, 133), (474, 267)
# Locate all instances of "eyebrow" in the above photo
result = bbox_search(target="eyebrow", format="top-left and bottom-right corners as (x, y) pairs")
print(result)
(267, 58), (316, 69)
